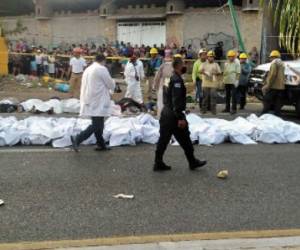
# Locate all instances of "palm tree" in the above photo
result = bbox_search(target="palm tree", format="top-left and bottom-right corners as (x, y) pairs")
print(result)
(260, 0), (300, 56)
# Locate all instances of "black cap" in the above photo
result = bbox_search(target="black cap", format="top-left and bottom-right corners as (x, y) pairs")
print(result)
(95, 54), (106, 62)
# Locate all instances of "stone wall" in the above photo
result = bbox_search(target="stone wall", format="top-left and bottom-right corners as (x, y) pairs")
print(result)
(2, 14), (116, 48)
(166, 15), (184, 46)
(182, 7), (262, 52)
(2, 6), (262, 53)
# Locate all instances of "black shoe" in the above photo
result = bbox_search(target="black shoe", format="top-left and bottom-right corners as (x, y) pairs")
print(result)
(222, 109), (230, 113)
(189, 159), (207, 170)
(95, 145), (111, 151)
(153, 162), (172, 172)
(230, 110), (237, 115)
(70, 135), (79, 153)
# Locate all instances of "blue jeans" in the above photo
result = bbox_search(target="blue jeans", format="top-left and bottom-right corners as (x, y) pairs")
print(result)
(195, 79), (203, 102)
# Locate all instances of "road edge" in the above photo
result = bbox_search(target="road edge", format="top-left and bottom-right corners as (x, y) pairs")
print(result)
(1, 229), (300, 250)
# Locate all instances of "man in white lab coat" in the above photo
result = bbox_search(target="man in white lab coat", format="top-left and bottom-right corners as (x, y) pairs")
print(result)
(71, 54), (115, 152)
(124, 54), (145, 104)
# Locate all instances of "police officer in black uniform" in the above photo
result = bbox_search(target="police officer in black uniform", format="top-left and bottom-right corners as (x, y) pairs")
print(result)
(154, 58), (207, 172)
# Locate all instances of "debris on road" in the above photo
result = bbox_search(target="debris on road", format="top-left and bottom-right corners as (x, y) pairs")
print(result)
(0, 199), (4, 206)
(113, 194), (135, 199)
(217, 170), (229, 179)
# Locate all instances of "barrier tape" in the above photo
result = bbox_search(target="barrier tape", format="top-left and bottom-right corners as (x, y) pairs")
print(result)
(4, 52), (200, 62)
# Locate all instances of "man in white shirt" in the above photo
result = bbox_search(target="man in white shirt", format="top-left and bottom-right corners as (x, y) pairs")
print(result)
(69, 48), (87, 98)
(71, 54), (115, 152)
(35, 49), (43, 77)
(124, 54), (145, 104)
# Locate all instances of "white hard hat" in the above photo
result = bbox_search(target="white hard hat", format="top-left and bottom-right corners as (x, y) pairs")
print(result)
(198, 48), (207, 54)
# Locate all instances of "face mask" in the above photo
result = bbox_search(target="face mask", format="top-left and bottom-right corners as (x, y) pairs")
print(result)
(181, 66), (187, 74)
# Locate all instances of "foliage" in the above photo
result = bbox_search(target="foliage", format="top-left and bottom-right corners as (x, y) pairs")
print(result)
(260, 0), (300, 55)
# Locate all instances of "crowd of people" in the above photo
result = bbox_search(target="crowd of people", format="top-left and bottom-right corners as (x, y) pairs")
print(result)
(123, 47), (255, 116)
(8, 38), (295, 119)
(7, 39), (260, 79)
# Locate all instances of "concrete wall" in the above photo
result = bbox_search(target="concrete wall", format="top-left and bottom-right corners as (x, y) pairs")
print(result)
(2, 14), (116, 48)
(2, 6), (262, 52)
(182, 7), (262, 53)
(166, 15), (184, 46)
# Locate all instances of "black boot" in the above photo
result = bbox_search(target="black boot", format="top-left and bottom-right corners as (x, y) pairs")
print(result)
(95, 145), (111, 151)
(189, 159), (207, 170)
(153, 162), (172, 172)
(70, 135), (79, 153)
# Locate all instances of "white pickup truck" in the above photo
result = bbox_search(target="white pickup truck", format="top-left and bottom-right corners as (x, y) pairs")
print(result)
(249, 60), (300, 117)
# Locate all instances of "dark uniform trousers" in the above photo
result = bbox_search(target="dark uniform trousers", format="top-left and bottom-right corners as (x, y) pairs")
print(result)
(225, 84), (237, 111)
(155, 108), (195, 165)
(262, 89), (283, 116)
(76, 117), (106, 147)
(237, 85), (247, 109)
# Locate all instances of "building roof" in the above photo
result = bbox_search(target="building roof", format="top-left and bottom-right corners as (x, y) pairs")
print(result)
(0, 0), (243, 16)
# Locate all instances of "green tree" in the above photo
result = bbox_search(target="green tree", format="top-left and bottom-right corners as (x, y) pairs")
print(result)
(260, 0), (300, 55)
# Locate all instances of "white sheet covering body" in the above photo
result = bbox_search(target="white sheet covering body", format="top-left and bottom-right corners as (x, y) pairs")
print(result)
(1, 114), (300, 147)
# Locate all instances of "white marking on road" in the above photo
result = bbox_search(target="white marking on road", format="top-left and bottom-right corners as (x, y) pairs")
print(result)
(0, 148), (72, 153)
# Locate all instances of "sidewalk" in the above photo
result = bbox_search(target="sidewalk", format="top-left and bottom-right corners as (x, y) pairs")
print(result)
(57, 237), (300, 250)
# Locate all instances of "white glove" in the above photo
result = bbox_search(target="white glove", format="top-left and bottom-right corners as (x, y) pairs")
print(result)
(234, 80), (239, 87)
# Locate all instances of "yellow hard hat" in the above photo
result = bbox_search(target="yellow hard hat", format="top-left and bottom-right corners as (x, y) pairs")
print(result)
(269, 50), (281, 58)
(150, 48), (158, 54)
(207, 50), (215, 57)
(239, 53), (248, 59)
(227, 50), (236, 57)
(174, 54), (182, 58)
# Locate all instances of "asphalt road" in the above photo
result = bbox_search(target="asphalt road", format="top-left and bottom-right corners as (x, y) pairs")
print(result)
(0, 143), (300, 243)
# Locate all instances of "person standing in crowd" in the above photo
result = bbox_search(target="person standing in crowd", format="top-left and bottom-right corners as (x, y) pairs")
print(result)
(21, 49), (32, 75)
(71, 54), (115, 152)
(237, 53), (252, 110)
(42, 49), (49, 75)
(179, 46), (187, 58)
(186, 45), (194, 59)
(133, 44), (140, 56)
(140, 44), (146, 58)
(249, 46), (259, 66)
(223, 50), (241, 115)
(69, 48), (87, 98)
(124, 53), (145, 104)
(48, 52), (56, 78)
(147, 48), (162, 98)
(153, 50), (174, 117)
(35, 49), (43, 77)
(261, 50), (285, 116)
(154, 58), (207, 172)
(159, 44), (165, 57)
(30, 53), (37, 76)
(200, 51), (222, 115)
(192, 49), (207, 110)
(214, 41), (224, 62)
